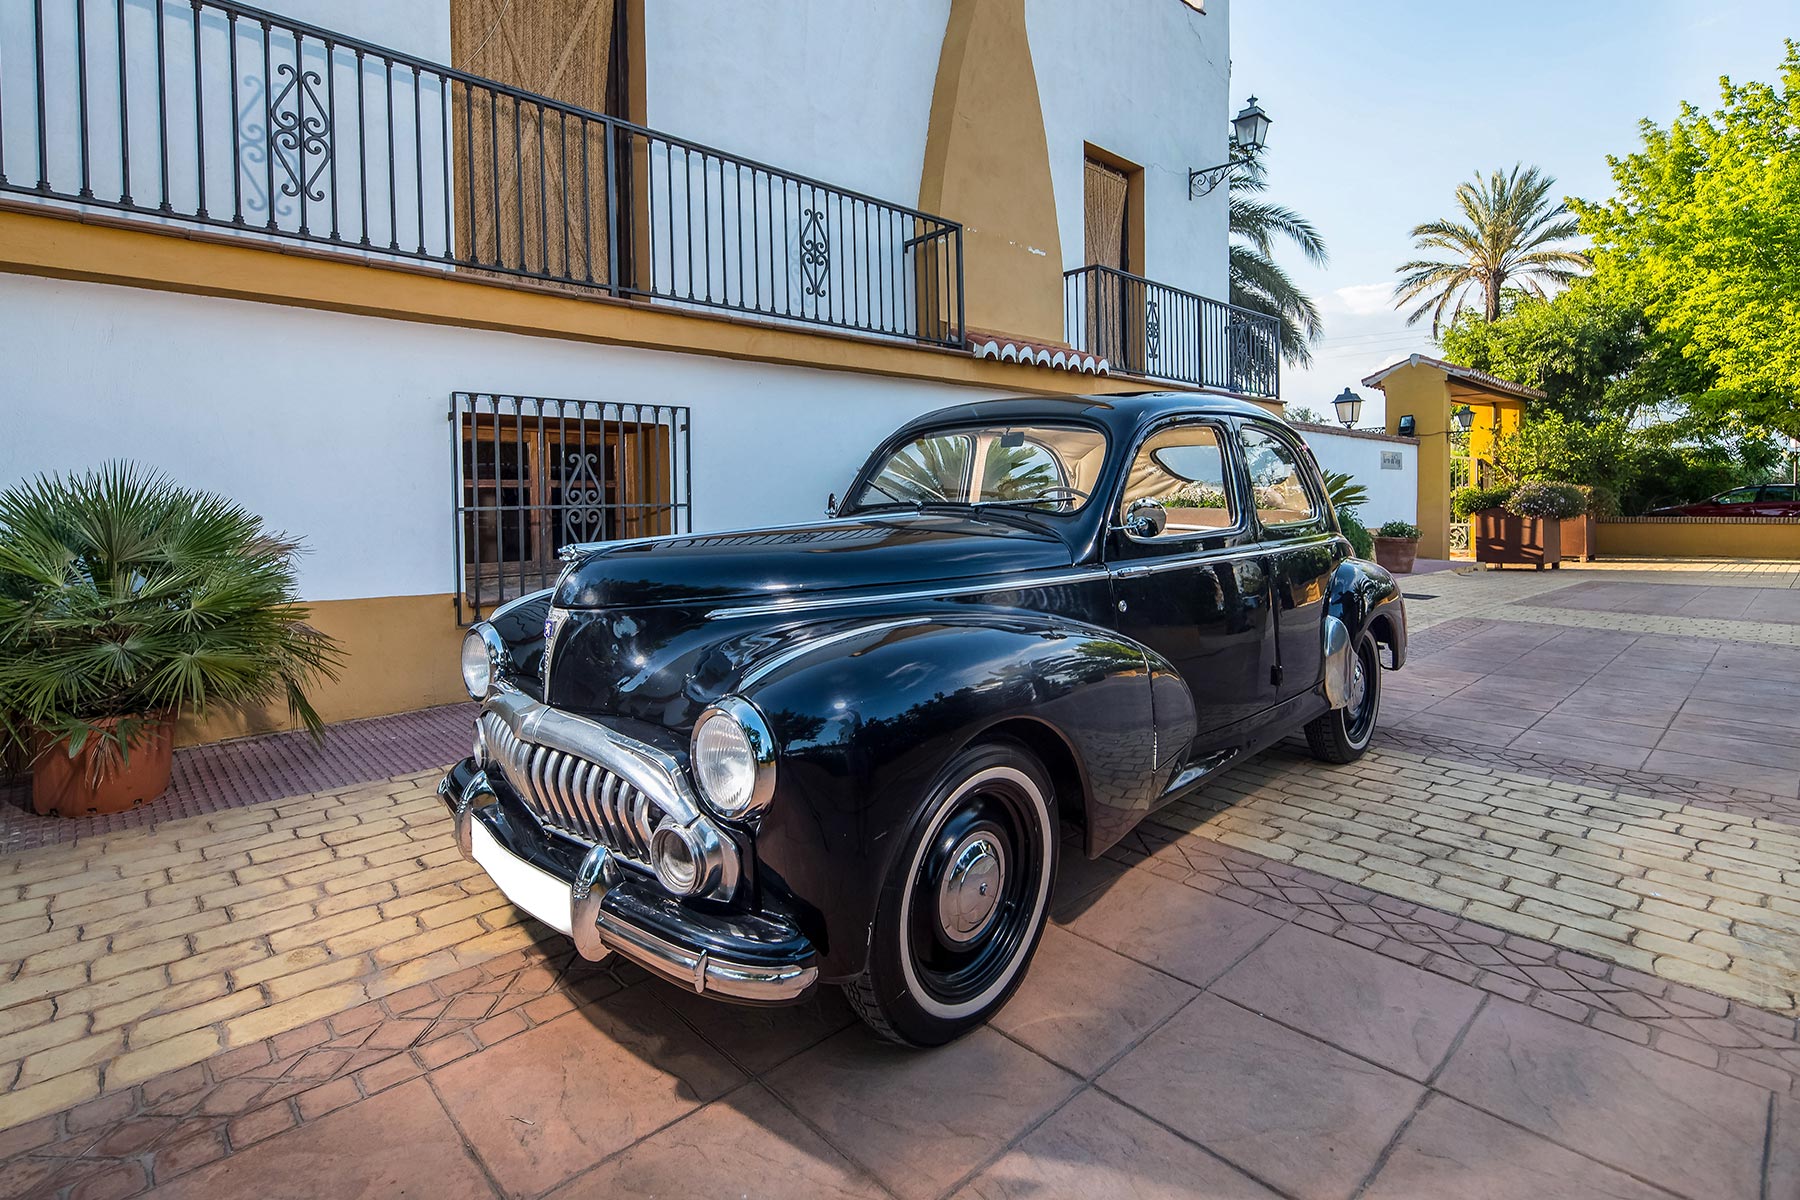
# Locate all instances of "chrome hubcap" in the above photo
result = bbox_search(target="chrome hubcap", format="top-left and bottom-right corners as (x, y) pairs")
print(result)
(936, 832), (1007, 946)
(1348, 656), (1367, 713)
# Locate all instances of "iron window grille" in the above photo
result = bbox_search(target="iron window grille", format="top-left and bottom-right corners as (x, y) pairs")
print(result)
(451, 392), (691, 624)
(0, 0), (966, 348)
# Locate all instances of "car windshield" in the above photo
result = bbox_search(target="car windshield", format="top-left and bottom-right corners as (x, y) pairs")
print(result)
(852, 424), (1108, 513)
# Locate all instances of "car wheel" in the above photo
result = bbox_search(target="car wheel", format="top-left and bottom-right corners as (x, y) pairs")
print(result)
(1305, 628), (1381, 764)
(844, 739), (1057, 1047)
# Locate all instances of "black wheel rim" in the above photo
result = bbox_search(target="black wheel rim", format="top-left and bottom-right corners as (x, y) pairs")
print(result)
(1346, 638), (1380, 742)
(905, 777), (1046, 1009)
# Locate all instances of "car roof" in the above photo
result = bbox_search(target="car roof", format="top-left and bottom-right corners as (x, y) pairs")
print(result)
(886, 392), (1282, 444)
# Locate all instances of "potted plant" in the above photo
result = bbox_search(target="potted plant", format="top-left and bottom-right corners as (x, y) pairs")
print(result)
(1372, 521), (1421, 574)
(1560, 484), (1617, 563)
(0, 464), (343, 816)
(1473, 481), (1585, 569)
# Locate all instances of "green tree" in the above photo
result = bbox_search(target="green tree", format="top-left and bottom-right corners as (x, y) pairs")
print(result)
(1393, 164), (1590, 335)
(1230, 162), (1328, 367)
(1439, 283), (1703, 422)
(1571, 42), (1800, 438)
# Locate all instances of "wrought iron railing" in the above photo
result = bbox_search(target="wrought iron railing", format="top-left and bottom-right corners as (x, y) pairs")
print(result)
(1063, 264), (1279, 398)
(0, 0), (966, 346)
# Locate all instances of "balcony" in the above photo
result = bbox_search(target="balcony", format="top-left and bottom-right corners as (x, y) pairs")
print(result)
(0, 0), (965, 347)
(1063, 264), (1280, 399)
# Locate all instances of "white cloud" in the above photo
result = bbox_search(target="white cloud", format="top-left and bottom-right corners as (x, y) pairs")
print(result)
(1331, 282), (1397, 317)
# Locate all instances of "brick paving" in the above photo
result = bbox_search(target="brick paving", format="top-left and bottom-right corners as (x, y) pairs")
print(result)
(0, 560), (1798, 1197)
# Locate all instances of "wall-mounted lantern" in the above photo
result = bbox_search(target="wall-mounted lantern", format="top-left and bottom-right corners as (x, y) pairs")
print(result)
(1333, 387), (1363, 429)
(1189, 97), (1272, 199)
(1451, 405), (1475, 433)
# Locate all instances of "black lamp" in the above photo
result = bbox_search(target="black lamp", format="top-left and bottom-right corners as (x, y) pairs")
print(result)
(1333, 387), (1363, 429)
(1451, 405), (1475, 433)
(1190, 97), (1273, 199)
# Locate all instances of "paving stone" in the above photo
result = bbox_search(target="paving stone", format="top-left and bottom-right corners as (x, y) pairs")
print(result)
(1436, 997), (1767, 1200)
(1212, 924), (1481, 1081)
(951, 1087), (1278, 1200)
(1062, 871), (1280, 988)
(1100, 994), (1423, 1200)
(434, 993), (744, 1198)
(546, 1082), (886, 1200)
(768, 1026), (1077, 1200)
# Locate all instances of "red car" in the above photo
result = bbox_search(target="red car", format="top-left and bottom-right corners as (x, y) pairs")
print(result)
(1649, 484), (1800, 518)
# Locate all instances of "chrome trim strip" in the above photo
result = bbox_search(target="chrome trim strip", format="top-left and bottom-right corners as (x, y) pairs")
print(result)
(705, 570), (1111, 620)
(1111, 543), (1270, 579)
(489, 585), (556, 622)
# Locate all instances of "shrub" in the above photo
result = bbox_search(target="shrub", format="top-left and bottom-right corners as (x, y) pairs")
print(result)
(1505, 480), (1587, 520)
(0, 463), (344, 772)
(1376, 520), (1421, 539)
(1452, 485), (1514, 520)
(1338, 510), (1375, 559)
(1575, 483), (1622, 518)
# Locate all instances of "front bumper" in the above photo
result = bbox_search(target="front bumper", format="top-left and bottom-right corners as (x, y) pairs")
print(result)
(439, 759), (817, 1005)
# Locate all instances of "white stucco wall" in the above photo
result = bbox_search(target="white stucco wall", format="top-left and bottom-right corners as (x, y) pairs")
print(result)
(640, 1), (949, 208)
(0, 274), (1002, 603)
(1027, 0), (1231, 302)
(1293, 425), (1419, 528)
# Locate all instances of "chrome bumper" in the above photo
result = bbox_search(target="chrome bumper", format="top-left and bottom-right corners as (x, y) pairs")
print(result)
(439, 762), (816, 1005)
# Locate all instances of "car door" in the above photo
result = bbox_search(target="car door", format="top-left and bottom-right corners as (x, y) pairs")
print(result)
(1700, 486), (1763, 516)
(1236, 421), (1345, 709)
(1106, 417), (1274, 757)
(1753, 485), (1797, 517)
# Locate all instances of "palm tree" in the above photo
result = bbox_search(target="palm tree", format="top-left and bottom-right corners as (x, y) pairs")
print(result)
(1230, 162), (1328, 366)
(1393, 164), (1589, 335)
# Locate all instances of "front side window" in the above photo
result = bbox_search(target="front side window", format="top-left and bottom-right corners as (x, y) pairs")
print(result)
(1719, 487), (1762, 505)
(1116, 423), (1238, 536)
(1238, 426), (1322, 528)
(853, 425), (1107, 513)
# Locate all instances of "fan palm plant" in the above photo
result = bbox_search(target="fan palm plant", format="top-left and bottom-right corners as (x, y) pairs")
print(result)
(1393, 164), (1590, 335)
(0, 463), (342, 806)
(1230, 161), (1329, 367)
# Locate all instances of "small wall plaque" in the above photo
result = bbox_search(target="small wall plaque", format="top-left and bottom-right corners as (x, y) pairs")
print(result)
(1380, 451), (1403, 470)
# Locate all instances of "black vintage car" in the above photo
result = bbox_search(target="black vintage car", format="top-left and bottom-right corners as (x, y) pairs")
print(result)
(440, 393), (1407, 1045)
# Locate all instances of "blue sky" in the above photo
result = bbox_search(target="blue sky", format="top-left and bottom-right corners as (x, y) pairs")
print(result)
(1230, 1), (1797, 423)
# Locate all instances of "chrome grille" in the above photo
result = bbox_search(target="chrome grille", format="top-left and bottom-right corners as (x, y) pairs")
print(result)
(478, 712), (662, 863)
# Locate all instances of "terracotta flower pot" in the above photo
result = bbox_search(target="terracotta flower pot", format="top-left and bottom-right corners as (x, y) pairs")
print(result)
(31, 716), (175, 817)
(1372, 536), (1419, 574)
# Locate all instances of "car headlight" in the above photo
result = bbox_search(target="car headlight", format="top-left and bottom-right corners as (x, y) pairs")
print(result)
(689, 697), (776, 818)
(461, 625), (509, 699)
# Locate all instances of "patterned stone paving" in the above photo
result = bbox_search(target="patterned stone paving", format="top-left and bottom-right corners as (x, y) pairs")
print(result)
(0, 560), (1797, 1197)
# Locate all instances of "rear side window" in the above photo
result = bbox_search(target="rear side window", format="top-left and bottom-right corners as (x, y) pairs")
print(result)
(1117, 423), (1238, 536)
(1238, 426), (1322, 529)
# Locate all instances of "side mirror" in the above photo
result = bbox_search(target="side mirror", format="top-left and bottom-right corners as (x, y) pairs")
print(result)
(825, 492), (839, 518)
(1123, 498), (1167, 539)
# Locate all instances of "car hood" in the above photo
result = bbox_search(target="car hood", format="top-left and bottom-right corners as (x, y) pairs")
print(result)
(551, 514), (1075, 611)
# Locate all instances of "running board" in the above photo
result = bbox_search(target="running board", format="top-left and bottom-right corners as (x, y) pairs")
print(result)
(1160, 748), (1239, 801)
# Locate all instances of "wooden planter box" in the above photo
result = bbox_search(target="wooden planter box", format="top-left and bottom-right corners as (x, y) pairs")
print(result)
(1560, 514), (1597, 562)
(1474, 507), (1562, 569)
(1373, 536), (1419, 574)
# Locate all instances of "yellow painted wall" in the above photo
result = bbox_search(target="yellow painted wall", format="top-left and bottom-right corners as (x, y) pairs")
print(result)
(177, 594), (467, 747)
(919, 0), (1066, 344)
(1381, 366), (1454, 559)
(1595, 520), (1800, 560)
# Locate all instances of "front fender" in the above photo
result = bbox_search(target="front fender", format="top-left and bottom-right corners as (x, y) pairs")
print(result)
(740, 614), (1182, 981)
(1327, 558), (1408, 669)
